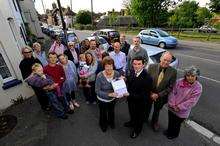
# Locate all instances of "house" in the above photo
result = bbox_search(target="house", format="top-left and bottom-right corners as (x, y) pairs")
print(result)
(19, 0), (44, 38)
(0, 0), (34, 110)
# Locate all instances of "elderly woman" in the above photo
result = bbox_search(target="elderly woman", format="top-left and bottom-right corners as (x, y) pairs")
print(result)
(164, 66), (202, 139)
(33, 42), (48, 66)
(82, 52), (98, 104)
(64, 41), (79, 67)
(58, 54), (80, 110)
(95, 56), (121, 132)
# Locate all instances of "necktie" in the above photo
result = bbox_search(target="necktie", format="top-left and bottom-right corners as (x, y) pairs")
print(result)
(157, 69), (164, 87)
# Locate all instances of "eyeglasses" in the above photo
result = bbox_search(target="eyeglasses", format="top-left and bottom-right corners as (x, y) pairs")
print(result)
(23, 51), (32, 53)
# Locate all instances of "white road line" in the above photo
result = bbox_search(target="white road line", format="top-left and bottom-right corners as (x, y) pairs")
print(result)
(175, 53), (220, 64)
(177, 69), (220, 84)
(186, 120), (220, 145)
(179, 44), (220, 52)
(164, 106), (220, 145)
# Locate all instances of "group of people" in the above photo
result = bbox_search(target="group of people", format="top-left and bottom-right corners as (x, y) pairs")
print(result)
(19, 34), (202, 140)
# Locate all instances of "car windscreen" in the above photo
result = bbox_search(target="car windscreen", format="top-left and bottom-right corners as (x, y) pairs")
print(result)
(157, 30), (169, 37)
(150, 51), (176, 63)
(108, 31), (120, 37)
(99, 38), (108, 44)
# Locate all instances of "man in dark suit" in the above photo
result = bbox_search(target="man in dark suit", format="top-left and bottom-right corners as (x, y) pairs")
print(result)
(125, 56), (153, 138)
(146, 51), (177, 131)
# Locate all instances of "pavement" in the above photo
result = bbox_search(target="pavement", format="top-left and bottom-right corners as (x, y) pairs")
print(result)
(0, 90), (217, 146)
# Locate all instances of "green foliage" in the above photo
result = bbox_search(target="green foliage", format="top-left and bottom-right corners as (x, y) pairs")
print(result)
(209, 0), (220, 12)
(108, 11), (117, 26)
(196, 7), (213, 27)
(76, 10), (92, 25)
(169, 1), (201, 28)
(130, 0), (171, 27)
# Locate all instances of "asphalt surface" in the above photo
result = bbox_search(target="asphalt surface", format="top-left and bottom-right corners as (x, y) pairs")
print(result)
(75, 30), (220, 135)
(0, 91), (216, 146)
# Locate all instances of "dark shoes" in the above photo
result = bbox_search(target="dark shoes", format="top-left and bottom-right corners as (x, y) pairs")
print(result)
(152, 122), (160, 132)
(110, 124), (115, 129)
(163, 130), (178, 139)
(124, 121), (133, 127)
(100, 126), (107, 132)
(130, 131), (139, 139)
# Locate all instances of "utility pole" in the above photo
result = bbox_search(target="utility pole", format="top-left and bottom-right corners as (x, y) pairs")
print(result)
(41, 0), (46, 14)
(91, 0), (94, 30)
(70, 0), (73, 28)
(57, 0), (68, 45)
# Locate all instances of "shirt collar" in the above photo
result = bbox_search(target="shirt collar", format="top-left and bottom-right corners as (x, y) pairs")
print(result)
(135, 68), (143, 77)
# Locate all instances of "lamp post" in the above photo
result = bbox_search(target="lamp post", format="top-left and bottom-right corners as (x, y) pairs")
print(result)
(56, 0), (68, 45)
(91, 0), (94, 30)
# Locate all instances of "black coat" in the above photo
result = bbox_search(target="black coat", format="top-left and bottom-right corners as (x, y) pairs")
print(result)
(121, 41), (130, 56)
(19, 57), (42, 79)
(64, 49), (79, 67)
(127, 69), (153, 101)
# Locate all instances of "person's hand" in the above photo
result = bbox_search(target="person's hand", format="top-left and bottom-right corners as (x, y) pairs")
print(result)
(108, 92), (118, 98)
(123, 92), (129, 97)
(151, 93), (159, 101)
(119, 76), (125, 80)
(173, 106), (180, 112)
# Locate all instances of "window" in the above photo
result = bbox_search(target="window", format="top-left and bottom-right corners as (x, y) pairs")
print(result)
(0, 42), (15, 83)
(0, 53), (12, 80)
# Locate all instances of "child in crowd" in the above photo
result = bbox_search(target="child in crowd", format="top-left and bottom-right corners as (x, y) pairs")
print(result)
(78, 53), (90, 87)
(26, 63), (59, 93)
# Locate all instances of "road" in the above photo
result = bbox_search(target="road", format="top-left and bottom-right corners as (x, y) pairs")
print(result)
(74, 30), (220, 135)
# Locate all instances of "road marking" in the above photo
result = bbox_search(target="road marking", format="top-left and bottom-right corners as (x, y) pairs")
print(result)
(179, 44), (220, 52)
(178, 69), (220, 84)
(164, 106), (220, 145)
(175, 53), (220, 64)
(186, 120), (220, 145)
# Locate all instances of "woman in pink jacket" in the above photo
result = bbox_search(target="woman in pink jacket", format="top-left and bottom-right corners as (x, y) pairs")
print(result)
(164, 66), (202, 139)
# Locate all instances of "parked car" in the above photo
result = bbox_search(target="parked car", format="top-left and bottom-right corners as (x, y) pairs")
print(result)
(198, 25), (217, 33)
(130, 44), (179, 69)
(59, 30), (79, 46)
(87, 36), (110, 52)
(138, 28), (178, 48)
(92, 29), (120, 44)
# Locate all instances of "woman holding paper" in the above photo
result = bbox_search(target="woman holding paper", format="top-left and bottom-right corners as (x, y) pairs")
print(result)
(95, 56), (123, 132)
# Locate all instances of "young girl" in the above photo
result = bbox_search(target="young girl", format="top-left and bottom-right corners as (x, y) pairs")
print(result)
(78, 53), (90, 87)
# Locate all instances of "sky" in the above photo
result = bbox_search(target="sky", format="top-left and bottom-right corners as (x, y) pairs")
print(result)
(34, 0), (210, 14)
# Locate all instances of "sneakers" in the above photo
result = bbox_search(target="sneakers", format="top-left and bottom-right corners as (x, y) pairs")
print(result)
(73, 101), (80, 107)
(130, 131), (139, 139)
(69, 103), (75, 110)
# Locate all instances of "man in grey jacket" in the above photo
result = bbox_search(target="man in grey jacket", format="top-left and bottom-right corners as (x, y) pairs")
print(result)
(126, 36), (148, 76)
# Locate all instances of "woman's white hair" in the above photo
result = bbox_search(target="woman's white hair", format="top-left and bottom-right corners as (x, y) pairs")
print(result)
(184, 66), (200, 77)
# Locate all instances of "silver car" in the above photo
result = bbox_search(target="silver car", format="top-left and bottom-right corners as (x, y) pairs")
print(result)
(138, 44), (179, 69)
(87, 36), (110, 52)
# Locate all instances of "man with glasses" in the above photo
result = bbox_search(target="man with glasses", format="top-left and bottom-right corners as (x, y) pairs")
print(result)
(19, 46), (42, 79)
(146, 51), (177, 132)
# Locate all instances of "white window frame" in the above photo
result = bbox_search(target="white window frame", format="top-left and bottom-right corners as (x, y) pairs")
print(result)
(0, 42), (16, 83)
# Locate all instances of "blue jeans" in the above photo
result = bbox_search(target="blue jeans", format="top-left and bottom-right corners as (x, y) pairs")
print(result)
(46, 92), (68, 117)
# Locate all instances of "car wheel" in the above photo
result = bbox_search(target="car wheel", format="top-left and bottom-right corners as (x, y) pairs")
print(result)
(159, 42), (166, 49)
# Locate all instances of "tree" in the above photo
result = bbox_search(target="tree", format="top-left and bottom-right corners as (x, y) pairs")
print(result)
(129, 0), (180, 27)
(209, 0), (220, 12)
(196, 7), (213, 27)
(76, 10), (91, 25)
(168, 1), (199, 28)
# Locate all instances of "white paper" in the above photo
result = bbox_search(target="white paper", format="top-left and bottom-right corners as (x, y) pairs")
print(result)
(111, 79), (128, 98)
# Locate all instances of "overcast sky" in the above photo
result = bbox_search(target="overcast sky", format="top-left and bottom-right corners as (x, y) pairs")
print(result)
(34, 0), (210, 14)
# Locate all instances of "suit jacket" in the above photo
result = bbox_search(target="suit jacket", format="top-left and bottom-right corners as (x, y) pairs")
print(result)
(148, 63), (177, 103)
(127, 69), (153, 101)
